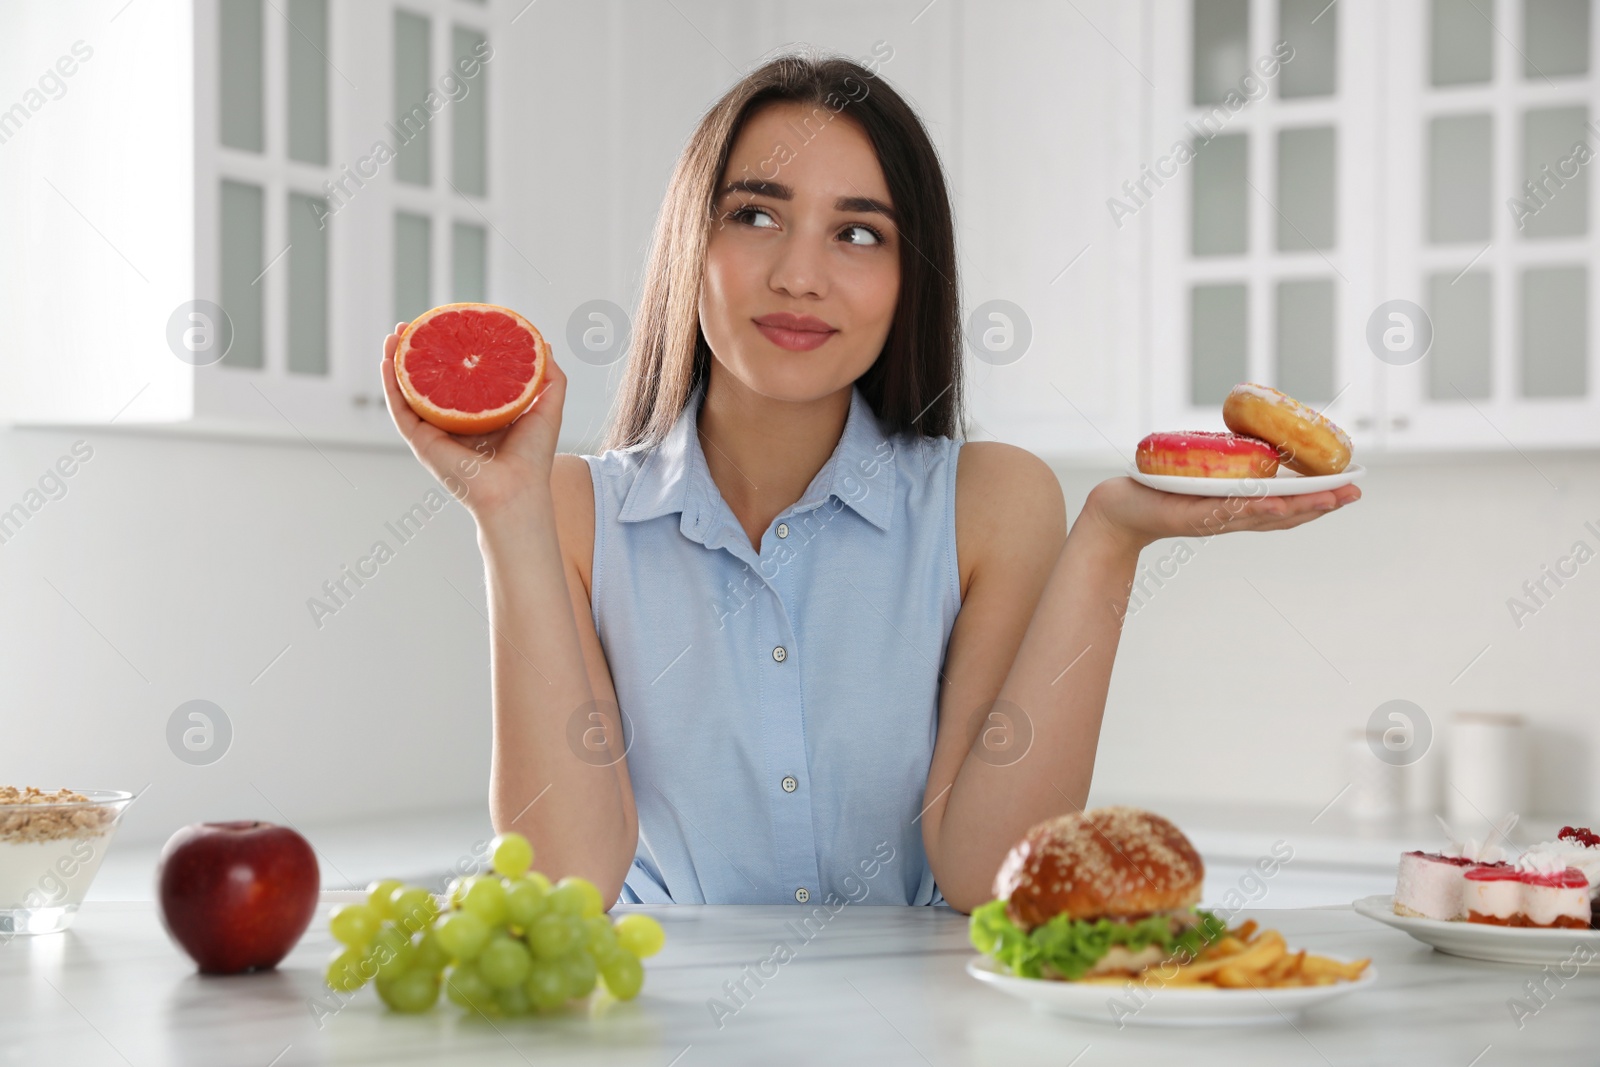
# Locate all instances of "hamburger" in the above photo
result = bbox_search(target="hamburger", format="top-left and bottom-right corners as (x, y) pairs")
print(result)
(969, 806), (1224, 980)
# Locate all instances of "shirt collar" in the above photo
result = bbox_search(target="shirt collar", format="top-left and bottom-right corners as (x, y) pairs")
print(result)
(616, 380), (898, 542)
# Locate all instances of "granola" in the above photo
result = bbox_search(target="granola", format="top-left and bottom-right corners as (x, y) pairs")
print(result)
(0, 787), (117, 843)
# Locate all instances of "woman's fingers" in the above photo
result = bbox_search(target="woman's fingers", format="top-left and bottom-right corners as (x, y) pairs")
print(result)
(1185, 484), (1358, 534)
(379, 341), (422, 433)
(499, 352), (567, 451)
(1234, 490), (1353, 529)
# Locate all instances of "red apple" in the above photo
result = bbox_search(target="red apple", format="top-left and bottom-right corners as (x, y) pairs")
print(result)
(156, 820), (320, 975)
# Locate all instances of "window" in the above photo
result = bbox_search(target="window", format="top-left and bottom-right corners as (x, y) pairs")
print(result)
(213, 0), (332, 378)
(394, 11), (433, 187)
(453, 222), (487, 302)
(219, 0), (264, 152)
(288, 192), (330, 375)
(219, 179), (265, 369)
(451, 26), (488, 197)
(395, 211), (432, 323)
(286, 0), (329, 165)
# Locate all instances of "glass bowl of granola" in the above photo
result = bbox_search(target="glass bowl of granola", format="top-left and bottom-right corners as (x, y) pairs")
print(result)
(0, 786), (134, 935)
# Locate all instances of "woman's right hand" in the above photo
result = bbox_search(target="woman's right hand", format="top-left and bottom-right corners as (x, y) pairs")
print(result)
(380, 320), (569, 519)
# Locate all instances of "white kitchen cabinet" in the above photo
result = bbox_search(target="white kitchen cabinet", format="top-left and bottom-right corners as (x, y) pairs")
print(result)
(1377, 0), (1600, 450)
(192, 0), (506, 439)
(2, 0), (505, 442)
(1145, 0), (1600, 455)
(1146, 0), (1383, 452)
(8, 0), (1597, 454)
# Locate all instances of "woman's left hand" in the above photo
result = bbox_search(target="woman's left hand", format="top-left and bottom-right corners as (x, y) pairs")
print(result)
(1082, 475), (1362, 555)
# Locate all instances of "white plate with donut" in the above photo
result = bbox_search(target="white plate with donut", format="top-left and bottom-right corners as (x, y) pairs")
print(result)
(1126, 462), (1365, 498)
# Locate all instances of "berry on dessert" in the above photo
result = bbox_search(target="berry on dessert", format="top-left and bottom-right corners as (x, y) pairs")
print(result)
(1559, 826), (1600, 848)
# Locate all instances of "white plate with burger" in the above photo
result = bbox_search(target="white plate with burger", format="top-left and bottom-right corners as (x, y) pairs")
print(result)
(968, 807), (1376, 1027)
(964, 954), (1377, 1027)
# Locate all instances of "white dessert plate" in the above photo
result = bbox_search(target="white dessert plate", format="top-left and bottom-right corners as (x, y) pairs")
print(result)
(1352, 894), (1600, 966)
(1126, 462), (1365, 498)
(965, 955), (1376, 1027)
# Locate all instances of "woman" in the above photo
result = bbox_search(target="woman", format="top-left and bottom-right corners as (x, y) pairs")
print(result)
(381, 53), (1360, 913)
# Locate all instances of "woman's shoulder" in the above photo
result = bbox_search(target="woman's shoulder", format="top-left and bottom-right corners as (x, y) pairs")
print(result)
(550, 453), (599, 589)
(952, 441), (1065, 596)
(549, 443), (663, 589)
(952, 440), (1056, 489)
(953, 441), (1064, 527)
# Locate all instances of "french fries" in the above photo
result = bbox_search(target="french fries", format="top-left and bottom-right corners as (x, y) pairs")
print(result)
(1094, 922), (1370, 990)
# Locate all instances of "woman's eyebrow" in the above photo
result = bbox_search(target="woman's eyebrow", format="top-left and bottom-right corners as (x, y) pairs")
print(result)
(717, 178), (897, 224)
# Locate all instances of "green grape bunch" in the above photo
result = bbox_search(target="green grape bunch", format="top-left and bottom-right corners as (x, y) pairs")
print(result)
(323, 832), (664, 1016)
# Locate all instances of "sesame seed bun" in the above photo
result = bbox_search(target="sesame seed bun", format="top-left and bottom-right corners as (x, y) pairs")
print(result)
(993, 806), (1204, 931)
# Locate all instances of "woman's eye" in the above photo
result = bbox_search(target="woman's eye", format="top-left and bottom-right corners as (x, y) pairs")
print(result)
(841, 223), (884, 246)
(728, 205), (884, 246)
(732, 206), (777, 229)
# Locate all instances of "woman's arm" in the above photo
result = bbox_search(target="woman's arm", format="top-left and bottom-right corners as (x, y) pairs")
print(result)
(477, 469), (638, 906)
(921, 446), (1360, 914)
(380, 328), (637, 905)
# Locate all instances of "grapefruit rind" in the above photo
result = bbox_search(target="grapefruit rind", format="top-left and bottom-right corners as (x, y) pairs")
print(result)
(395, 302), (549, 435)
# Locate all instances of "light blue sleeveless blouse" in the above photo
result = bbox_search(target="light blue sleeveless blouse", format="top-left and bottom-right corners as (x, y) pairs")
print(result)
(581, 380), (963, 907)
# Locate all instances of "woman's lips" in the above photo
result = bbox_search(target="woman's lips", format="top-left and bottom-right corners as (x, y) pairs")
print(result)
(755, 322), (837, 351)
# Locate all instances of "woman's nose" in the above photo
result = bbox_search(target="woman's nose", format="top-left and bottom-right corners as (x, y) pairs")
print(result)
(767, 231), (829, 300)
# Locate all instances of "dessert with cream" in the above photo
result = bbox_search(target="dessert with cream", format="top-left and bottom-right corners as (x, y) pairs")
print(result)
(1463, 855), (1590, 929)
(1392, 818), (1596, 929)
(1393, 818), (1511, 922)
(1515, 826), (1600, 927)
(1395, 853), (1490, 921)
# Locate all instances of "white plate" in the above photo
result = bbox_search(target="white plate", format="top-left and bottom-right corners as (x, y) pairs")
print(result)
(1126, 462), (1365, 497)
(1352, 894), (1600, 966)
(965, 954), (1376, 1028)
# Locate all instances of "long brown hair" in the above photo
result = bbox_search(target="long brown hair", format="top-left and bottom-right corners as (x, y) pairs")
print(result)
(600, 49), (965, 451)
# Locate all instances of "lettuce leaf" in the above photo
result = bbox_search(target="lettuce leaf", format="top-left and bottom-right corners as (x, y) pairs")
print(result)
(969, 898), (1226, 980)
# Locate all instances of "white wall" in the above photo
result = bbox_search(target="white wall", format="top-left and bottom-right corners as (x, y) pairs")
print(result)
(0, 0), (195, 425)
(3, 0), (1597, 850)
(1078, 451), (1600, 823)
(0, 426), (490, 847)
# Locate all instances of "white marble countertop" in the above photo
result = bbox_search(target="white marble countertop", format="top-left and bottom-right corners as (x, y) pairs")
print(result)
(6, 900), (1595, 1066)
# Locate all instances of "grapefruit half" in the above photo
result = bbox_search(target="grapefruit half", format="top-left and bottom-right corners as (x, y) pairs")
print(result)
(394, 302), (549, 435)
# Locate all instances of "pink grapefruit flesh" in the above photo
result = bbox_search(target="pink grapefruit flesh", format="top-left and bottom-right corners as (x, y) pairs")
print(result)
(395, 302), (549, 435)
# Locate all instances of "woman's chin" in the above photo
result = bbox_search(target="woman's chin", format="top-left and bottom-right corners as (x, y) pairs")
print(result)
(711, 355), (871, 406)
